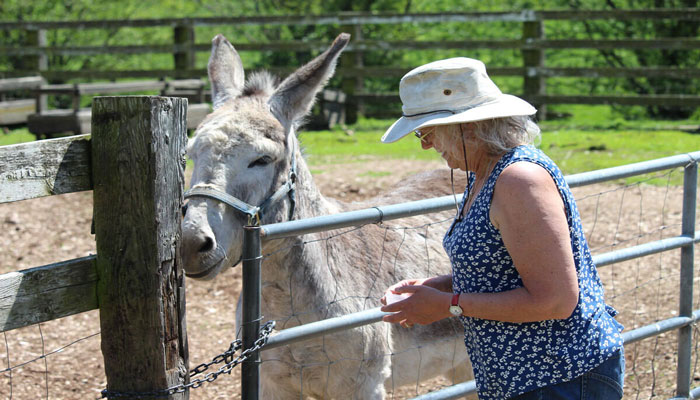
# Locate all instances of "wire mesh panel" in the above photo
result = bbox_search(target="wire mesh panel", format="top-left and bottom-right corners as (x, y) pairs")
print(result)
(0, 320), (102, 398)
(573, 168), (689, 399)
(0, 191), (104, 399)
(257, 213), (473, 398)
(244, 155), (699, 400)
(1, 153), (697, 399)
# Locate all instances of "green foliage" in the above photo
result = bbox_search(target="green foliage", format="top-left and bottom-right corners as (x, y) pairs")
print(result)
(1, 1), (698, 119)
(550, 0), (700, 118)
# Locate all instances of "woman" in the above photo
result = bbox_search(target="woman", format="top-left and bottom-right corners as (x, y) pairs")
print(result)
(379, 58), (625, 399)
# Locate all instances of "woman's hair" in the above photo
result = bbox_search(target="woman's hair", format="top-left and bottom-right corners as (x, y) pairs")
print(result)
(428, 116), (541, 156)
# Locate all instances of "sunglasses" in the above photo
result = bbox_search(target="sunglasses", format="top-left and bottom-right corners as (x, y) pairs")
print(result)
(414, 129), (434, 142)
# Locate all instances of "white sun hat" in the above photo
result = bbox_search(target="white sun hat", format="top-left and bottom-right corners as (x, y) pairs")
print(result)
(381, 57), (537, 143)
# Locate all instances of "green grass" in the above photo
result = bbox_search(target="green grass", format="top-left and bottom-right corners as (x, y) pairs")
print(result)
(360, 171), (392, 177)
(298, 122), (441, 164)
(301, 108), (699, 172)
(542, 104), (700, 131)
(0, 127), (34, 146)
(540, 129), (699, 173)
(539, 129), (699, 185)
(298, 106), (700, 185)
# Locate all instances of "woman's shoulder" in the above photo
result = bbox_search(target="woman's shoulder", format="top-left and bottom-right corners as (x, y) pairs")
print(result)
(497, 146), (562, 184)
(495, 161), (559, 199)
(490, 155), (567, 230)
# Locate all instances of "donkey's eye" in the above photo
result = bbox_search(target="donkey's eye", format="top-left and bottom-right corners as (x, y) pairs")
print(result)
(248, 156), (273, 168)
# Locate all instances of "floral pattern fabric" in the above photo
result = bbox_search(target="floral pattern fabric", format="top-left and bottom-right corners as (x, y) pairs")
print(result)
(443, 145), (624, 399)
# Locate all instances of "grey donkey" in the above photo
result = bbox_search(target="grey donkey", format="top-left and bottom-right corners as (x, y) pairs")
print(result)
(181, 33), (473, 399)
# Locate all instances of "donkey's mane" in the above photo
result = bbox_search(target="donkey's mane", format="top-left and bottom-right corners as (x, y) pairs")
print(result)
(242, 71), (279, 98)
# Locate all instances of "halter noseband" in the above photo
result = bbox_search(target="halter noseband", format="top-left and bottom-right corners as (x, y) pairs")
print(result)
(184, 156), (297, 226)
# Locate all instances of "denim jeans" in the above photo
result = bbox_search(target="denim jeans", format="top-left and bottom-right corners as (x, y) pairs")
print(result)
(509, 349), (625, 400)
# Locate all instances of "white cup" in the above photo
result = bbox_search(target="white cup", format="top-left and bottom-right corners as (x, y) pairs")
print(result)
(384, 291), (411, 305)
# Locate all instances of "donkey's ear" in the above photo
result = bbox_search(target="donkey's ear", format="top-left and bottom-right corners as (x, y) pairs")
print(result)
(269, 33), (350, 126)
(208, 34), (245, 109)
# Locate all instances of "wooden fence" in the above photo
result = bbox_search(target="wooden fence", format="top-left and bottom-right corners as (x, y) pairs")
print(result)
(24, 78), (209, 138)
(0, 76), (44, 125)
(1, 9), (699, 120)
(0, 96), (189, 398)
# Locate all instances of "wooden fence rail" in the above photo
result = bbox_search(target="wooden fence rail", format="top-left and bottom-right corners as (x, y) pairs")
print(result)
(1, 9), (699, 30)
(1, 9), (699, 120)
(5, 38), (700, 57)
(0, 96), (189, 398)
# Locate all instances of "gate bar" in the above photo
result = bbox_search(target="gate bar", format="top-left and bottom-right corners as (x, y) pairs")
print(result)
(264, 308), (388, 350)
(262, 152), (700, 241)
(403, 309), (700, 400)
(622, 311), (700, 345)
(411, 381), (477, 400)
(593, 233), (700, 267)
(566, 151), (700, 188)
(259, 233), (699, 352)
(262, 194), (463, 240)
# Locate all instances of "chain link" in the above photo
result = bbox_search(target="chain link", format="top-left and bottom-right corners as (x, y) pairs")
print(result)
(100, 321), (275, 399)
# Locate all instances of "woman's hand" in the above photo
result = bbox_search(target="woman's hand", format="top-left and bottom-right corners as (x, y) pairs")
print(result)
(380, 274), (452, 306)
(381, 278), (427, 306)
(380, 282), (452, 327)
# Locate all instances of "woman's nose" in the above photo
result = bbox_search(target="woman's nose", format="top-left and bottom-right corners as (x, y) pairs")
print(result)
(420, 139), (433, 150)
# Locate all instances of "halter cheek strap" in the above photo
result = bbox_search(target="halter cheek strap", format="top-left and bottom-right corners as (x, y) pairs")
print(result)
(184, 156), (297, 226)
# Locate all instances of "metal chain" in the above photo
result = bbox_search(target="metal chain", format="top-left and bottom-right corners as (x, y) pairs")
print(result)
(99, 321), (275, 399)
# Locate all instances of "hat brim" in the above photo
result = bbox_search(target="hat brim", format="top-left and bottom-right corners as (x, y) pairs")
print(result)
(381, 94), (537, 143)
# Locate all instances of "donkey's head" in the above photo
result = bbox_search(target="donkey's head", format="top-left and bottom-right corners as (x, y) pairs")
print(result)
(182, 33), (350, 280)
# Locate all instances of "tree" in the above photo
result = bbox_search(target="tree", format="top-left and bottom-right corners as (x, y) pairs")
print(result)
(564, 0), (700, 119)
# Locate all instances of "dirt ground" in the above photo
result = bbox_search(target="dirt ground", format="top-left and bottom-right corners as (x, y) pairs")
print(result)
(1, 157), (698, 399)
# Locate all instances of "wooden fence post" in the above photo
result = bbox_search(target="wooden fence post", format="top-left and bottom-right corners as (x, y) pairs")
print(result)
(92, 96), (189, 399)
(522, 19), (547, 120)
(24, 28), (48, 111)
(174, 23), (195, 78)
(22, 28), (48, 72)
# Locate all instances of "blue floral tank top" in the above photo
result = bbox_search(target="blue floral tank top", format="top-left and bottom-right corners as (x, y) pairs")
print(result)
(443, 145), (624, 399)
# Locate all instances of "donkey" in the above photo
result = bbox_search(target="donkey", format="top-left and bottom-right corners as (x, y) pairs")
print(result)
(181, 33), (473, 399)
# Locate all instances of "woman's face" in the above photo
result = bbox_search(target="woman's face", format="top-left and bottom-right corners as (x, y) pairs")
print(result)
(419, 124), (469, 171)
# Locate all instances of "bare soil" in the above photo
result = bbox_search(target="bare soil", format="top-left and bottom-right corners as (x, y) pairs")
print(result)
(1, 158), (698, 399)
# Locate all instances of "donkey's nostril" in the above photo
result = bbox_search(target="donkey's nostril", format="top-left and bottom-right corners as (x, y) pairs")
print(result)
(199, 236), (215, 253)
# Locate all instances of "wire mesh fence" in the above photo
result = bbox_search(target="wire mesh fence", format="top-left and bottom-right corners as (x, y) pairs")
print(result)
(0, 316), (103, 398)
(575, 169), (689, 399)
(256, 215), (469, 399)
(0, 155), (698, 399)
(244, 156), (699, 399)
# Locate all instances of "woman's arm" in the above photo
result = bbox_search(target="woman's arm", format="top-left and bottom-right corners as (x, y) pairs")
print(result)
(420, 274), (453, 292)
(382, 162), (579, 325)
(486, 161), (579, 321)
